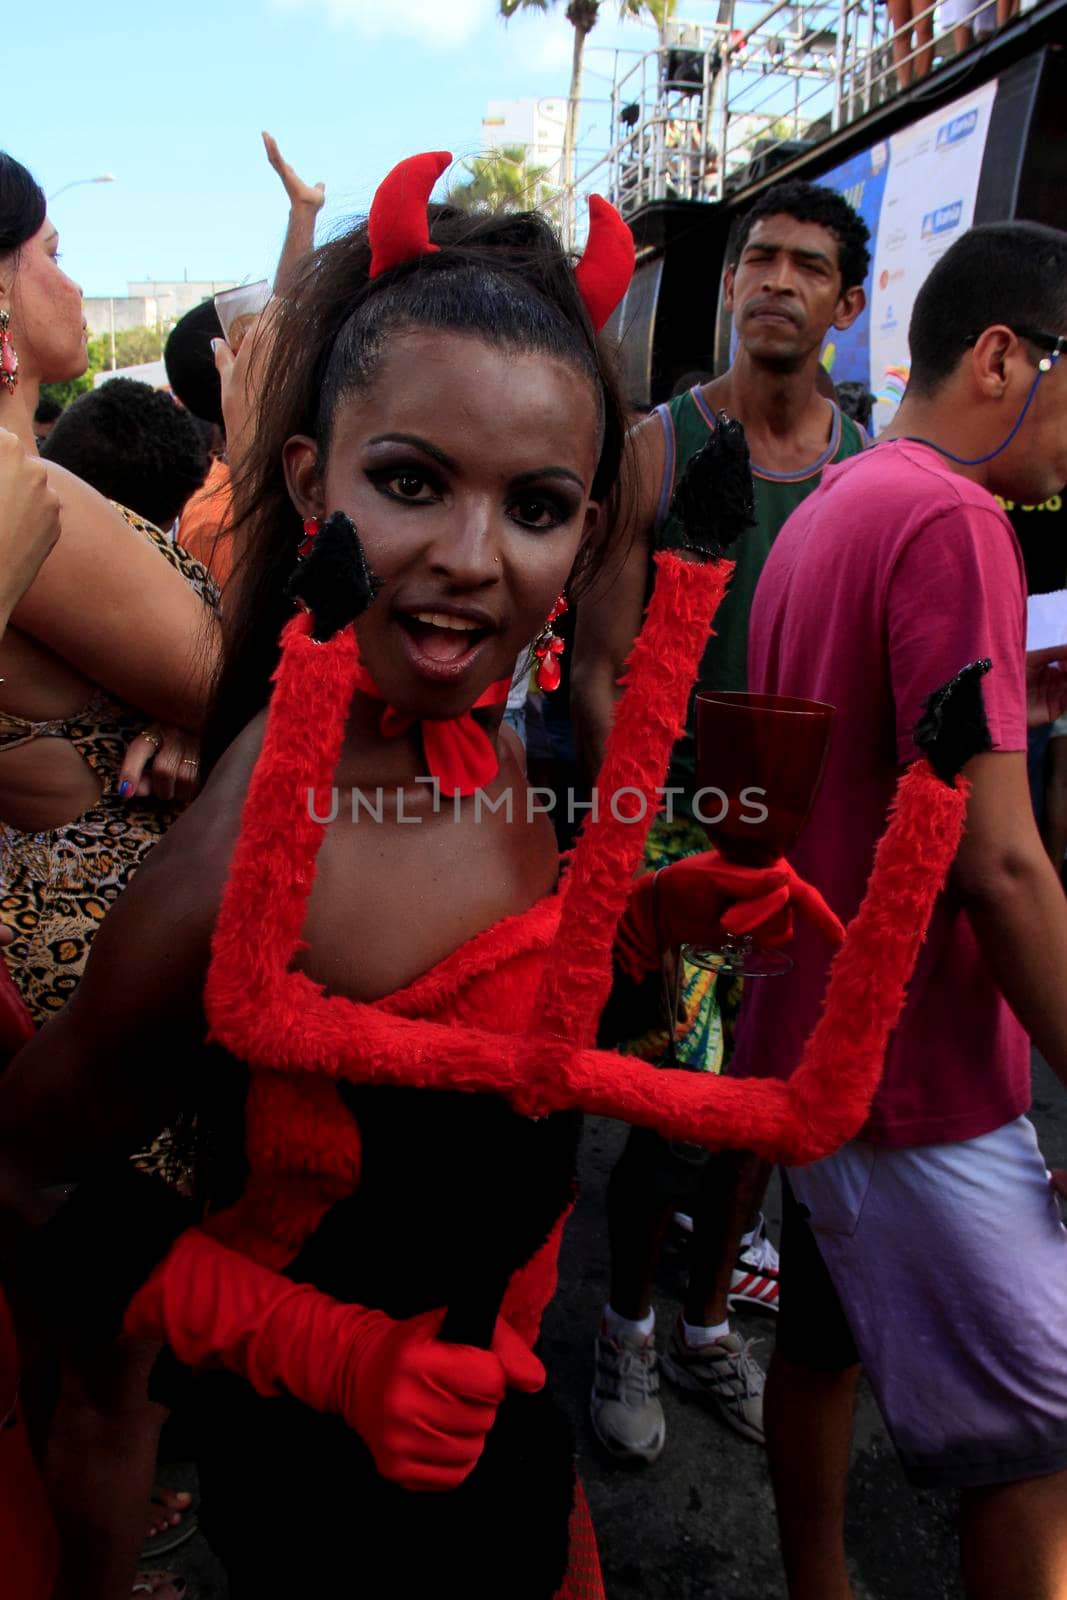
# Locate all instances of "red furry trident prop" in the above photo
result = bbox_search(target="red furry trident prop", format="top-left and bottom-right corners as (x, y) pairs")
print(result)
(367, 152), (635, 330)
(200, 415), (974, 1272)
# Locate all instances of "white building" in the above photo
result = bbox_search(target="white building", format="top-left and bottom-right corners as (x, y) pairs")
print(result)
(83, 279), (237, 339)
(481, 99), (567, 187)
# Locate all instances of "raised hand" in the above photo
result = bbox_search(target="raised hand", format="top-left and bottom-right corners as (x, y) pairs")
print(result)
(211, 299), (280, 463)
(262, 131), (325, 214)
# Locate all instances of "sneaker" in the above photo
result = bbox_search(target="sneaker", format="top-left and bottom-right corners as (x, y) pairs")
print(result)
(728, 1212), (780, 1315)
(660, 1317), (765, 1444)
(590, 1323), (666, 1464)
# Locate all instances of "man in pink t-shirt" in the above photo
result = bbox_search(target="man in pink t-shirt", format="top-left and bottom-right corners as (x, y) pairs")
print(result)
(740, 440), (1030, 1138)
(736, 222), (1067, 1600)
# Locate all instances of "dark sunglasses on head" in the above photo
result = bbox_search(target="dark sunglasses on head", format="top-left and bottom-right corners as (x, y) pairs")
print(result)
(964, 325), (1067, 370)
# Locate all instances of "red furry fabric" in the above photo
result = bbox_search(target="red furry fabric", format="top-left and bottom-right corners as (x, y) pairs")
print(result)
(206, 758), (965, 1179)
(203, 560), (732, 1270)
(201, 585), (964, 1324)
(785, 760), (968, 1161)
(536, 553), (733, 1047)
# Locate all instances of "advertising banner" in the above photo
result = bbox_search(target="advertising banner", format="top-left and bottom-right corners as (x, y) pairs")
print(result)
(817, 79), (997, 429)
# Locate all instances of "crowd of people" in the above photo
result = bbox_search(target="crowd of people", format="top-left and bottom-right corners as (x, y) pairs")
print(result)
(0, 122), (1065, 1600)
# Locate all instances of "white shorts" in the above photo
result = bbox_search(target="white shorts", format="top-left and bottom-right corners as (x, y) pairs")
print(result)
(785, 1116), (1067, 1489)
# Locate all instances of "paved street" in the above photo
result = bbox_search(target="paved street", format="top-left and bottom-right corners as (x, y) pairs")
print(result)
(175, 1054), (1066, 1599)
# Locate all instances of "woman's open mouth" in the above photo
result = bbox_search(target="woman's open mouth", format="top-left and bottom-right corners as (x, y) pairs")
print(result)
(396, 609), (494, 681)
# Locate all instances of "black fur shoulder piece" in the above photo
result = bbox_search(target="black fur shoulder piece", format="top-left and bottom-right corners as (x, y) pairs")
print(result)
(914, 659), (993, 782)
(285, 511), (383, 642)
(659, 411), (757, 560)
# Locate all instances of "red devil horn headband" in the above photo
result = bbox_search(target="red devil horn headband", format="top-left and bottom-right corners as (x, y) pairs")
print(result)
(368, 150), (451, 280)
(574, 193), (636, 331)
(367, 153), (635, 331)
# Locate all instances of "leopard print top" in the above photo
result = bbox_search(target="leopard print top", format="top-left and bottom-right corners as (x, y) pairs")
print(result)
(0, 509), (219, 1026)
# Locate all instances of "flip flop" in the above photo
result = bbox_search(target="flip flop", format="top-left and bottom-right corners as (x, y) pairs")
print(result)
(139, 1487), (198, 1563)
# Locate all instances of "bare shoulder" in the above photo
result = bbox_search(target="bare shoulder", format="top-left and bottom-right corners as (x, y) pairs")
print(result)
(625, 410), (667, 538)
(39, 458), (135, 537)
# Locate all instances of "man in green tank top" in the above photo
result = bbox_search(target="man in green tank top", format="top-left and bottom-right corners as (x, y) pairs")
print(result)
(573, 179), (869, 1465)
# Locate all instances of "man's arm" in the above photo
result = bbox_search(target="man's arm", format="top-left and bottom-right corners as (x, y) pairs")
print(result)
(571, 417), (663, 781)
(952, 749), (1067, 1087)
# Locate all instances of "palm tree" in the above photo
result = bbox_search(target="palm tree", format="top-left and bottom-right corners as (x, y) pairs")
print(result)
(499, 1), (602, 200)
(498, 3), (680, 200)
(620, 0), (678, 47)
(447, 146), (552, 213)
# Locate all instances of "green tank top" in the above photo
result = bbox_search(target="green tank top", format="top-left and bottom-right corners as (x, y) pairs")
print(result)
(654, 384), (867, 815)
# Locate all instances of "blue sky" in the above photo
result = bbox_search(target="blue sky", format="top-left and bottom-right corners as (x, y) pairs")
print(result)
(12, 0), (679, 297)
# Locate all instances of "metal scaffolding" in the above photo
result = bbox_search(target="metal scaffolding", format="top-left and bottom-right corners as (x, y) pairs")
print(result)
(542, 0), (998, 244)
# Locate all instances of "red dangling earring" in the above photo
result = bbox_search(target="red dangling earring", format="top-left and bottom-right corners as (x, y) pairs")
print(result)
(533, 593), (568, 692)
(298, 516), (320, 558)
(0, 310), (18, 396)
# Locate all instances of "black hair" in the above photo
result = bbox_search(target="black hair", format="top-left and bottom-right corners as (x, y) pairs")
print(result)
(41, 378), (209, 530)
(164, 299), (225, 427)
(0, 152), (46, 257)
(33, 394), (63, 426)
(202, 202), (630, 772)
(834, 380), (874, 430)
(731, 179), (870, 292)
(908, 222), (1067, 396)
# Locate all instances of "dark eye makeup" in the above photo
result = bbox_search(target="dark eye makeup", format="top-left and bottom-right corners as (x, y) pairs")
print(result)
(364, 456), (579, 533)
(507, 491), (575, 531)
(367, 465), (441, 504)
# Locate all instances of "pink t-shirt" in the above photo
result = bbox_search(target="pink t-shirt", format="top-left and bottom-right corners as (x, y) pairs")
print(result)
(733, 440), (1030, 1148)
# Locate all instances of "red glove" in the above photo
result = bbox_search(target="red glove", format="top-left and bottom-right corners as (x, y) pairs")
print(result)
(124, 1229), (544, 1492)
(615, 850), (845, 982)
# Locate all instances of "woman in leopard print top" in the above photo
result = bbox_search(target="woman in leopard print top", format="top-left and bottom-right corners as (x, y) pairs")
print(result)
(0, 149), (220, 1600)
(0, 508), (219, 1024)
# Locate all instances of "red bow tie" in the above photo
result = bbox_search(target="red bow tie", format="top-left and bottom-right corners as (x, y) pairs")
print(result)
(350, 660), (513, 798)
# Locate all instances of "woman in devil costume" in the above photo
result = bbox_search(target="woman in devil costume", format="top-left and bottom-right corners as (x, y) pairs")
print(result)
(0, 155), (973, 1599)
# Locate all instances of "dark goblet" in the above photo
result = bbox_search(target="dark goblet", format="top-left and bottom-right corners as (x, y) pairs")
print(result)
(686, 690), (834, 977)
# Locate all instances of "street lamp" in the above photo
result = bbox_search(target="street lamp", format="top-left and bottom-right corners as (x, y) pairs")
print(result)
(48, 174), (116, 202)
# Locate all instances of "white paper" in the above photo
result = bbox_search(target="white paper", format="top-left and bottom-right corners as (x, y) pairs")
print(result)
(1026, 590), (1067, 653)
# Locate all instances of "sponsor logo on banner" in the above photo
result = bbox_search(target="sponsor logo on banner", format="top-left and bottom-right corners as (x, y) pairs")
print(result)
(936, 110), (979, 148)
(921, 201), (963, 238)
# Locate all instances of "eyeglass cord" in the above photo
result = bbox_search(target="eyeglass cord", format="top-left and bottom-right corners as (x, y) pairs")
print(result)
(898, 353), (1055, 467)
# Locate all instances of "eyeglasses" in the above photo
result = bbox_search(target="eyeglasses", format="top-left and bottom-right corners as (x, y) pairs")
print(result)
(965, 326), (1067, 371)
(1013, 326), (1067, 370)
